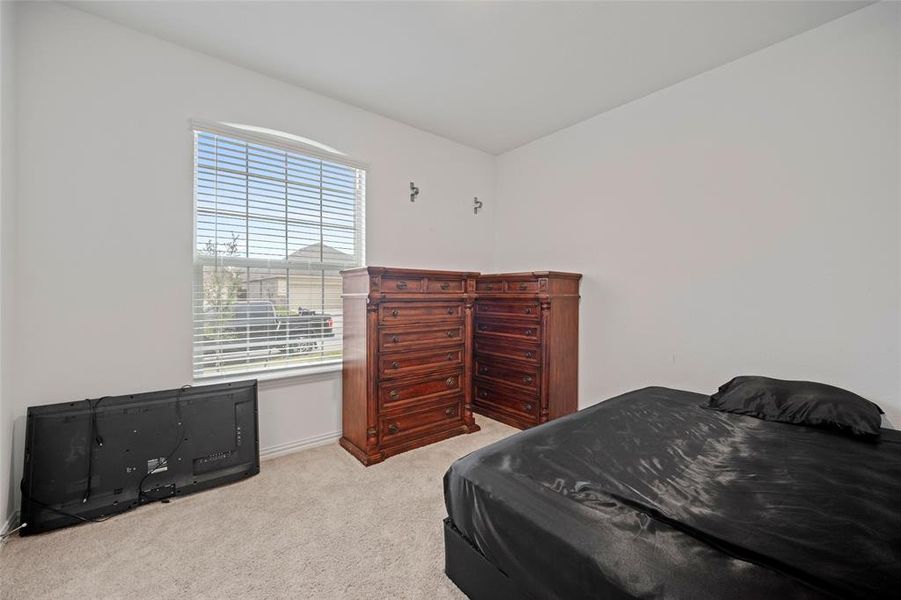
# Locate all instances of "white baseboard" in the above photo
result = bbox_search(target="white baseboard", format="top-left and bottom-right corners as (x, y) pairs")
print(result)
(260, 430), (342, 461)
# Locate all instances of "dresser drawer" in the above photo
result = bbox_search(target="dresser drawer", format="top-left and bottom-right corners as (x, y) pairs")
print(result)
(504, 279), (540, 294)
(475, 301), (539, 321)
(474, 319), (540, 342)
(380, 275), (424, 293)
(379, 302), (462, 324)
(378, 369), (462, 412)
(427, 278), (465, 293)
(379, 324), (464, 352)
(473, 379), (539, 419)
(474, 356), (540, 391)
(473, 336), (539, 365)
(476, 279), (505, 293)
(379, 397), (463, 446)
(379, 347), (463, 379)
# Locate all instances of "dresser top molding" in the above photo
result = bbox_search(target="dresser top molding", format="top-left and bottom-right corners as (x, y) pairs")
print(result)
(341, 267), (581, 302)
(341, 266), (480, 301)
(478, 271), (582, 280)
(341, 266), (481, 277)
(476, 271), (582, 299)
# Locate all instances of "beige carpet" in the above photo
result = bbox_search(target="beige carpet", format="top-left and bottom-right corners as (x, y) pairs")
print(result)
(0, 417), (516, 600)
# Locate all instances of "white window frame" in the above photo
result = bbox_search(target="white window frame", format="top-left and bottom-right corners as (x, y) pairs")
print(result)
(191, 120), (366, 382)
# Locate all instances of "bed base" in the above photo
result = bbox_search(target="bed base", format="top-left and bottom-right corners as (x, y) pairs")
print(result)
(443, 518), (529, 600)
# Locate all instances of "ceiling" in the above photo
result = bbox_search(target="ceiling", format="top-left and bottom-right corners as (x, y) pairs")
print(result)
(69, 1), (870, 155)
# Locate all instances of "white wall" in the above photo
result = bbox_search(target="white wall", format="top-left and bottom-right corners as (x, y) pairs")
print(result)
(494, 3), (901, 421)
(0, 0), (17, 528)
(898, 3), (901, 426)
(9, 2), (495, 519)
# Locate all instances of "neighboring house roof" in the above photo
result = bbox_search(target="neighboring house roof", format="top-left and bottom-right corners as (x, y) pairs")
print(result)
(288, 242), (353, 263)
(246, 243), (353, 283)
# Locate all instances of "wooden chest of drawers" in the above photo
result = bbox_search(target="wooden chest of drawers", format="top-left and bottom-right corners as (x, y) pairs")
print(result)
(339, 267), (480, 465)
(473, 272), (582, 429)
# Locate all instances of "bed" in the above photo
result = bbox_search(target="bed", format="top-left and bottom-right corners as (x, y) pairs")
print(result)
(443, 386), (901, 599)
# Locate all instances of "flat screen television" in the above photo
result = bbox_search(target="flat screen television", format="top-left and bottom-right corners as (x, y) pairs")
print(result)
(20, 380), (259, 535)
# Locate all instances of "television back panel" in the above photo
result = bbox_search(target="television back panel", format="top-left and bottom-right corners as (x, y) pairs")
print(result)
(20, 380), (259, 535)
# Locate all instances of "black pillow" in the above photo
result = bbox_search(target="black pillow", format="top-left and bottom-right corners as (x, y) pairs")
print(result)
(707, 376), (884, 439)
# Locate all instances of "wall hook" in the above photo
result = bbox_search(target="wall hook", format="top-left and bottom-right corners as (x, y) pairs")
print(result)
(473, 197), (483, 215)
(410, 182), (420, 202)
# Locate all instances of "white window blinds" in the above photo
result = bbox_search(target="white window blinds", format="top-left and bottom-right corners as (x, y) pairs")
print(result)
(192, 125), (365, 379)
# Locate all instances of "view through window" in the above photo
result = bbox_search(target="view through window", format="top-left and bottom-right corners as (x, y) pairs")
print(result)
(193, 127), (365, 378)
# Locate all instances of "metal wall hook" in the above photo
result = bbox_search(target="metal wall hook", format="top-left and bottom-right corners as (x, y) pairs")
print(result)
(473, 197), (483, 215)
(410, 182), (420, 202)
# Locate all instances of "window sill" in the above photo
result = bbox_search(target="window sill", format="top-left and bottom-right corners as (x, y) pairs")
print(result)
(194, 362), (342, 387)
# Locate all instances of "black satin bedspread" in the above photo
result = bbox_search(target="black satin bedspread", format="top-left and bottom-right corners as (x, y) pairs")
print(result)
(444, 387), (901, 599)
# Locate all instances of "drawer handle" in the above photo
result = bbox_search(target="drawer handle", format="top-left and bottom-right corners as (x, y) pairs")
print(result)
(523, 376), (533, 384)
(484, 285), (495, 290)
(478, 324), (488, 332)
(525, 351), (534, 359)
(391, 361), (400, 369)
(445, 406), (457, 417)
(446, 377), (457, 387)
(525, 307), (532, 314)
(391, 309), (399, 317)
(389, 389), (399, 399)
(440, 282), (450, 290)
(479, 390), (489, 398)
(391, 335), (400, 343)
(522, 402), (534, 412)
(524, 329), (534, 336)
(387, 423), (399, 434)
(518, 283), (528, 291)
(480, 366), (488, 374)
(447, 353), (454, 361)
(447, 307), (455, 315)
(396, 281), (408, 290)
(447, 330), (456, 337)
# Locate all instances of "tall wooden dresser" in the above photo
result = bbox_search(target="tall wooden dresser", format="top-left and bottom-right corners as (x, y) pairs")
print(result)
(339, 267), (481, 465)
(472, 272), (582, 429)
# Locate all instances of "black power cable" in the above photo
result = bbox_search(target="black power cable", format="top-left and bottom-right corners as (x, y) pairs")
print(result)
(82, 396), (109, 504)
(19, 384), (194, 534)
(138, 385), (192, 503)
(19, 479), (123, 525)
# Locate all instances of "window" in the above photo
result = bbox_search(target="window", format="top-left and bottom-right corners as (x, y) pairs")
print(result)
(192, 123), (365, 379)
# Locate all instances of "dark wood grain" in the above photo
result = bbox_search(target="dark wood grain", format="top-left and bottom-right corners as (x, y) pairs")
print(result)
(547, 295), (580, 420)
(340, 267), (578, 463)
(339, 270), (370, 454)
(474, 300), (540, 320)
(427, 277), (466, 293)
(379, 302), (464, 323)
(474, 319), (541, 342)
(379, 347), (464, 379)
(339, 267), (480, 466)
(378, 396), (464, 445)
(472, 272), (581, 430)
(473, 336), (540, 365)
(378, 369), (463, 411)
(473, 356), (540, 392)
(473, 378), (539, 422)
(378, 323), (465, 352)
